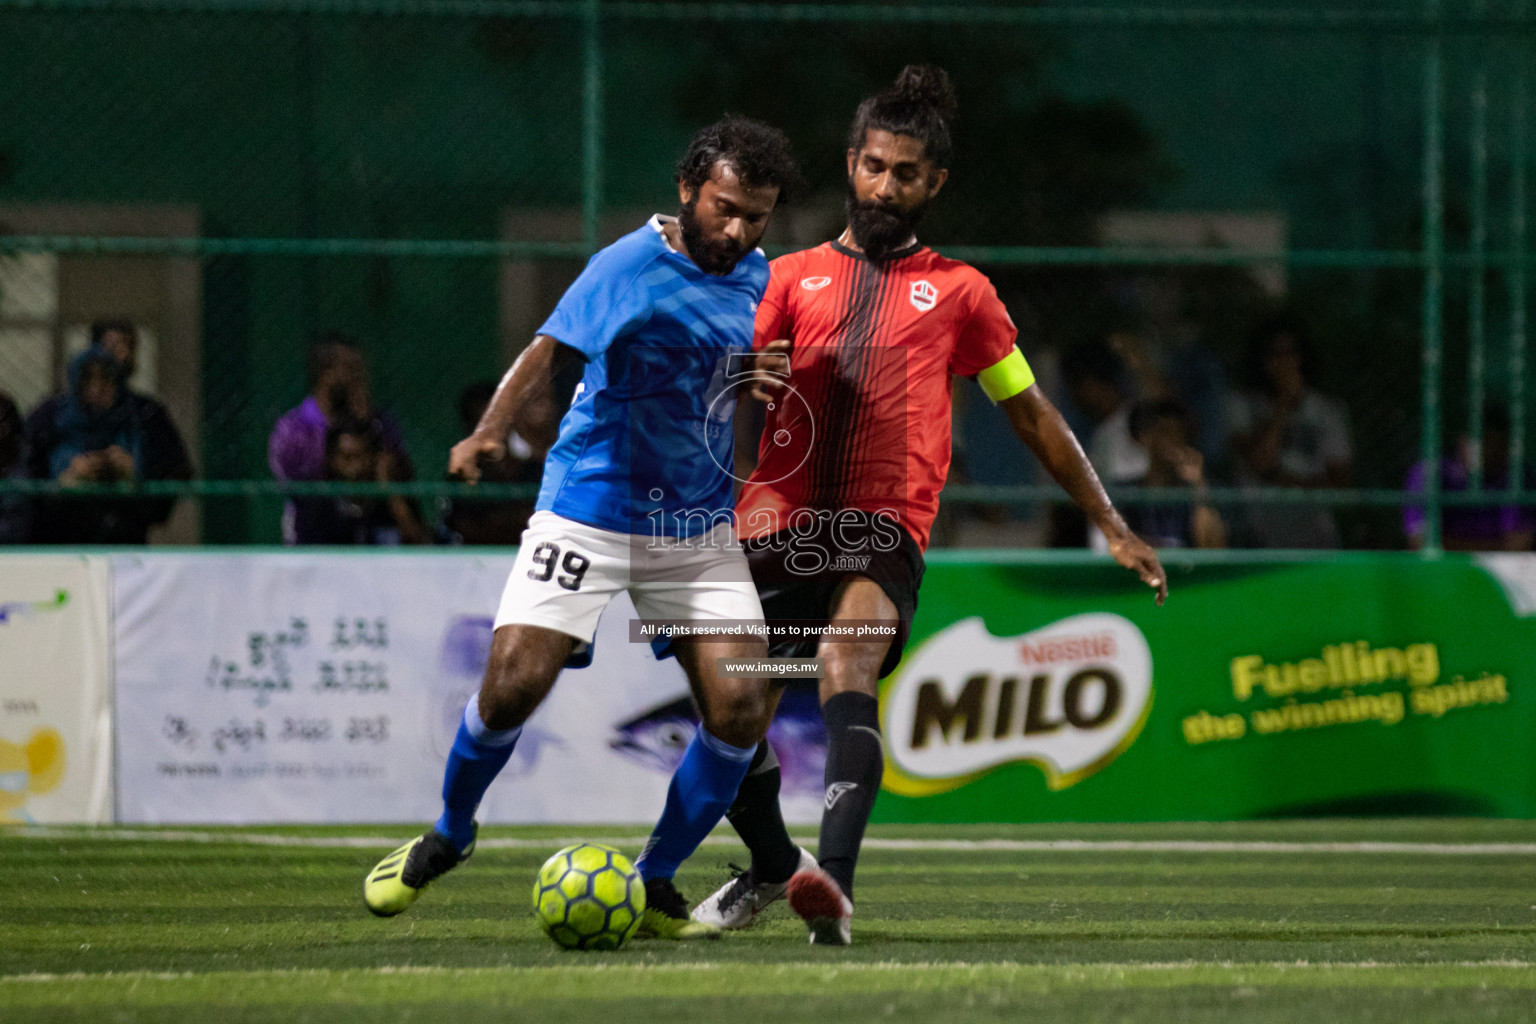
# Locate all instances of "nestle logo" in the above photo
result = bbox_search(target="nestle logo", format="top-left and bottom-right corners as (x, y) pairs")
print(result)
(1018, 634), (1117, 665)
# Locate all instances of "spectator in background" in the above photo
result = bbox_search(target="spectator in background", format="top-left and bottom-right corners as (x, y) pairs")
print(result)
(0, 393), (30, 543)
(21, 319), (193, 544)
(1054, 338), (1140, 548)
(89, 319), (195, 520)
(1061, 336), (1146, 484)
(1118, 269), (1238, 473)
(268, 331), (424, 545)
(1227, 313), (1352, 548)
(291, 419), (425, 545)
(1117, 398), (1226, 549)
(438, 381), (540, 545)
(25, 348), (182, 543)
(1404, 408), (1535, 551)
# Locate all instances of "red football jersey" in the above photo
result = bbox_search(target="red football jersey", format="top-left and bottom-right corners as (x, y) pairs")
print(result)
(736, 240), (1020, 551)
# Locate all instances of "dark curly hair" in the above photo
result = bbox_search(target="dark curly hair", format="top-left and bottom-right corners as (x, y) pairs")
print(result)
(1245, 311), (1321, 392)
(1128, 397), (1193, 443)
(848, 65), (959, 169)
(89, 317), (136, 346)
(676, 115), (802, 205)
(324, 416), (382, 459)
(306, 329), (364, 390)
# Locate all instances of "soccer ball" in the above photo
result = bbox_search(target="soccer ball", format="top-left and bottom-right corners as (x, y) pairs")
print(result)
(531, 843), (646, 951)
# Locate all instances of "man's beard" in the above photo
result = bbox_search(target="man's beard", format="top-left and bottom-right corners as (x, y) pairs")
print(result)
(845, 179), (926, 260)
(679, 199), (748, 275)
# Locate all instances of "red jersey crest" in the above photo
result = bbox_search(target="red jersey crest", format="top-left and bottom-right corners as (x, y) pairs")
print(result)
(737, 241), (1020, 550)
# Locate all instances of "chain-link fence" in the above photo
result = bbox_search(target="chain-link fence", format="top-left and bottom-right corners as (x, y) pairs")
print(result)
(0, 0), (1532, 549)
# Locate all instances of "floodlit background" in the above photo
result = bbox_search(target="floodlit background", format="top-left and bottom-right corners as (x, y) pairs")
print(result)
(1, 0), (1530, 550)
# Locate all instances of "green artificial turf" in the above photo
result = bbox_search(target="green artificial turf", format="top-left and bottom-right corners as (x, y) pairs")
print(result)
(3, 821), (1535, 1022)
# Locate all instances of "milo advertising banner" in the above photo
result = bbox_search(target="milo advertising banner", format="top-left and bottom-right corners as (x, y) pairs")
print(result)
(875, 553), (1536, 821)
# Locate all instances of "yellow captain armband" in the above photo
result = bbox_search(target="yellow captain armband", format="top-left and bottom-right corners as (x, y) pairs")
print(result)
(976, 348), (1035, 403)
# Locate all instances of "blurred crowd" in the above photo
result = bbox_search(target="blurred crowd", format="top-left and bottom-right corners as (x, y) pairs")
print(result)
(0, 323), (543, 548)
(1, 320), (193, 545)
(1051, 312), (1354, 551)
(952, 305), (1535, 553)
(1, 314), (1530, 551)
(265, 331), (538, 547)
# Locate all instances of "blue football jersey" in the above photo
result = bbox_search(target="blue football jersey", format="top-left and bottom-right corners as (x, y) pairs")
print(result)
(534, 215), (768, 537)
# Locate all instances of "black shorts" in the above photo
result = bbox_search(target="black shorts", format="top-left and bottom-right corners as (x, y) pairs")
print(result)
(744, 512), (925, 680)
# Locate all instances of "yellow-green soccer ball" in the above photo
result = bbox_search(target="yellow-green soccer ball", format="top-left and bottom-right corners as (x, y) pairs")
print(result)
(531, 843), (646, 951)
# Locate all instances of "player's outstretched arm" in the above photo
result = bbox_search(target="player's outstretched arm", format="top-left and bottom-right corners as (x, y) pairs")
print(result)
(999, 385), (1168, 605)
(450, 335), (578, 483)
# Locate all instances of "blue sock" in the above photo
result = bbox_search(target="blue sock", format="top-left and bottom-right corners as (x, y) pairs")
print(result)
(434, 696), (521, 853)
(636, 726), (756, 882)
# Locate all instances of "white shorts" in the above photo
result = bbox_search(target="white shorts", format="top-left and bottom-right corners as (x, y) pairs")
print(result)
(493, 511), (765, 652)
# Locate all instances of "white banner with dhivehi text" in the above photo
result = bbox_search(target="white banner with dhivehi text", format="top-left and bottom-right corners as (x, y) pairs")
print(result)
(112, 553), (823, 825)
(0, 554), (113, 823)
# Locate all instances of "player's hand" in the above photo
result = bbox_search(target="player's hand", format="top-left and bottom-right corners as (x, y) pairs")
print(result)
(750, 339), (792, 402)
(1106, 530), (1167, 606)
(448, 433), (507, 485)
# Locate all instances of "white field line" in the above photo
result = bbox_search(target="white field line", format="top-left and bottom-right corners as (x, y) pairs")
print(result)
(4, 960), (1534, 984)
(862, 839), (1536, 855)
(6, 827), (1536, 856)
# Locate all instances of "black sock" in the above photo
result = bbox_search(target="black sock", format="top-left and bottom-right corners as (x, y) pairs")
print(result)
(817, 691), (882, 902)
(724, 739), (801, 885)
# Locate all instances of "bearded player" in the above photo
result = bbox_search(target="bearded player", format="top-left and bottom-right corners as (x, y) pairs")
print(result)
(684, 67), (1167, 945)
(363, 117), (801, 939)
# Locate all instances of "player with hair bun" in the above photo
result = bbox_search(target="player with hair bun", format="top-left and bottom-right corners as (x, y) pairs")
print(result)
(682, 66), (1167, 945)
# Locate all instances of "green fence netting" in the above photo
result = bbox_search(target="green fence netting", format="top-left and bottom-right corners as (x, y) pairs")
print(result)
(0, 1), (1532, 548)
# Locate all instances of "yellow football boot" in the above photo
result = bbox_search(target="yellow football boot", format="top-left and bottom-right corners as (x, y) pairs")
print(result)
(363, 826), (475, 917)
(635, 877), (721, 940)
